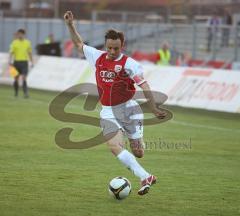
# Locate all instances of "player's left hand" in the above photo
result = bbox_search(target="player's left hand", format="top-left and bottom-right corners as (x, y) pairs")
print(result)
(152, 108), (168, 119)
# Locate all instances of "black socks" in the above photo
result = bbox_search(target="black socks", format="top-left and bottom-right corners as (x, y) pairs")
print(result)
(23, 80), (28, 98)
(13, 80), (19, 97)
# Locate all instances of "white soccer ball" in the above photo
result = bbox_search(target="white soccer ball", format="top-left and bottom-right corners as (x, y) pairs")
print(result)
(108, 177), (131, 200)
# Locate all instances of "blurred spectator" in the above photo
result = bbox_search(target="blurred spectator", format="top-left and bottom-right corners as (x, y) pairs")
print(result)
(221, 9), (232, 47)
(207, 10), (221, 52)
(157, 41), (171, 65)
(63, 39), (74, 57)
(176, 51), (191, 67)
(45, 33), (55, 44)
(9, 29), (33, 98)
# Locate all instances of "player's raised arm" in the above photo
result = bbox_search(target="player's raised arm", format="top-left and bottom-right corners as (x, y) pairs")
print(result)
(64, 11), (84, 54)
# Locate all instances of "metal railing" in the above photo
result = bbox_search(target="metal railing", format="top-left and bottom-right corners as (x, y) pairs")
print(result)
(0, 10), (239, 63)
(93, 10), (240, 62)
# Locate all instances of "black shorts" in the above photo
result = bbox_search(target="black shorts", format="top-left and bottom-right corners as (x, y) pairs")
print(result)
(13, 61), (28, 75)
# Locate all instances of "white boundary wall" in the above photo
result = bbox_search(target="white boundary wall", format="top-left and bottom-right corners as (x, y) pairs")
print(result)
(144, 65), (240, 113)
(1, 53), (240, 113)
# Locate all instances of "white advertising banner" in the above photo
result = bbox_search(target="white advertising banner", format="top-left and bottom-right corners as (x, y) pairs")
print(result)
(1, 53), (240, 113)
(0, 52), (12, 84)
(144, 65), (240, 113)
(27, 56), (93, 91)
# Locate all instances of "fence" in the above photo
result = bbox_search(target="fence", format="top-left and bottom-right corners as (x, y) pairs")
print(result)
(0, 10), (239, 62)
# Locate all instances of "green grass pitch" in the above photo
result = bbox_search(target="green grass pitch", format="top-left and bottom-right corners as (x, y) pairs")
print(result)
(0, 85), (240, 216)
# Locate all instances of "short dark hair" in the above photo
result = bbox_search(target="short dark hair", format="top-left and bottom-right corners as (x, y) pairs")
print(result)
(105, 29), (124, 45)
(17, 29), (25, 34)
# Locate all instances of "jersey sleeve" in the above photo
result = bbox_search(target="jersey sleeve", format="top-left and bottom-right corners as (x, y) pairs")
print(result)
(83, 45), (105, 66)
(125, 57), (146, 86)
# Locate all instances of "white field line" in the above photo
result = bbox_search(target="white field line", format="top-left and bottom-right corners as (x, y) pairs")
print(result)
(171, 120), (240, 133)
(17, 98), (240, 133)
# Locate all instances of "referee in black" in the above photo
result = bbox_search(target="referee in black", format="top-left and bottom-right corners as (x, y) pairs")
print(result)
(9, 29), (33, 98)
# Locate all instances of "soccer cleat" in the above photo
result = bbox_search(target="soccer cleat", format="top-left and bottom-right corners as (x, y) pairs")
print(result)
(138, 184), (150, 195)
(138, 175), (157, 196)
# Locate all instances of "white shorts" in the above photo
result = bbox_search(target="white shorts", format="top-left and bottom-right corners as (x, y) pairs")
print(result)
(100, 100), (143, 139)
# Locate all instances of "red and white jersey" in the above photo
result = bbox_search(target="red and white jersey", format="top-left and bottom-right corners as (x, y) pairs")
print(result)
(83, 45), (146, 106)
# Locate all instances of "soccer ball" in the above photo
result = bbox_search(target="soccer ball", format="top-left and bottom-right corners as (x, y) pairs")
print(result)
(108, 177), (131, 200)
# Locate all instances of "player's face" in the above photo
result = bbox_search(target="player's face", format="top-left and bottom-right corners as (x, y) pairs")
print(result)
(17, 32), (25, 40)
(105, 39), (123, 60)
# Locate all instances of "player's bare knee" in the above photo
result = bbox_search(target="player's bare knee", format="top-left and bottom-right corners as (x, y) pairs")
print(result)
(129, 139), (144, 158)
(133, 149), (144, 158)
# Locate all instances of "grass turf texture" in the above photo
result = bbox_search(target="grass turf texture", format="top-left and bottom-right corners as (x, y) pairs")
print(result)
(0, 85), (240, 216)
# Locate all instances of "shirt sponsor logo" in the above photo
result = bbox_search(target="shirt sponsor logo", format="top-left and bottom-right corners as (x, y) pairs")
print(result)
(100, 70), (116, 79)
(100, 70), (116, 82)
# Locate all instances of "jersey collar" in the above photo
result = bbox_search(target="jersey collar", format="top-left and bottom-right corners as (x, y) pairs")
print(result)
(106, 53), (123, 61)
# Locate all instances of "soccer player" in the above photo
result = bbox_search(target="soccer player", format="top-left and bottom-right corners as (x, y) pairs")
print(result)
(64, 11), (167, 195)
(9, 29), (33, 98)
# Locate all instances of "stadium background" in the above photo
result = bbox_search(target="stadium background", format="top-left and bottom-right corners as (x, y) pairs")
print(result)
(0, 1), (240, 216)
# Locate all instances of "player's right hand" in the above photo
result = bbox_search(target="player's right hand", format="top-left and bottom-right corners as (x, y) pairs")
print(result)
(64, 11), (74, 25)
